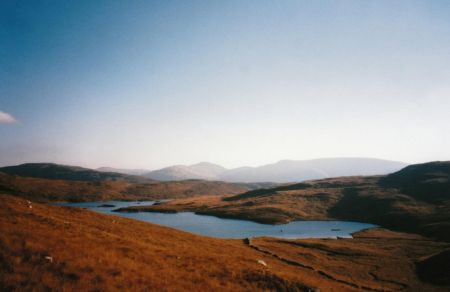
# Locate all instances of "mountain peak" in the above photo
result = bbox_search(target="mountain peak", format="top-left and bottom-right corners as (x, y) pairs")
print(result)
(190, 162), (225, 168)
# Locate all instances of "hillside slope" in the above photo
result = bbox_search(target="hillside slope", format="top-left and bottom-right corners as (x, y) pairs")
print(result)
(1, 194), (448, 291)
(0, 194), (309, 291)
(0, 172), (251, 202)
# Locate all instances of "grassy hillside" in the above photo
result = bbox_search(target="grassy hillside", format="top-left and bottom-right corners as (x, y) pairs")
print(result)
(1, 194), (448, 291)
(0, 172), (251, 202)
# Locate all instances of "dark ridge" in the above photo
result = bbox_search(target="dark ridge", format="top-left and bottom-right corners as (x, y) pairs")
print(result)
(328, 188), (422, 233)
(379, 161), (450, 202)
(0, 163), (151, 183)
(416, 249), (450, 286)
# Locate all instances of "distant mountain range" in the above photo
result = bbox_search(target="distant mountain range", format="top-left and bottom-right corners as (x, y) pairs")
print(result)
(98, 158), (408, 183)
(219, 158), (408, 183)
(141, 162), (226, 181)
(1, 158), (407, 184)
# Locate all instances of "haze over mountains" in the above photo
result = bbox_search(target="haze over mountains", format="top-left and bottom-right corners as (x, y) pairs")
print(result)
(0, 158), (408, 184)
(96, 167), (149, 176)
(142, 162), (227, 181)
(217, 158), (408, 183)
(98, 158), (408, 183)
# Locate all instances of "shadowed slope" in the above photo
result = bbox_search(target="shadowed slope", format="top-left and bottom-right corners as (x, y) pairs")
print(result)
(417, 249), (450, 286)
(379, 161), (450, 202)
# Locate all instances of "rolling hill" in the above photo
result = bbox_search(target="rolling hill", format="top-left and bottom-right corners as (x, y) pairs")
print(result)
(0, 163), (150, 183)
(0, 172), (252, 203)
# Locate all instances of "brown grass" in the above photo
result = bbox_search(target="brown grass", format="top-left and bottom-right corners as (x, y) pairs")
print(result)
(1, 194), (449, 291)
(0, 172), (250, 202)
(250, 229), (450, 291)
(0, 194), (316, 291)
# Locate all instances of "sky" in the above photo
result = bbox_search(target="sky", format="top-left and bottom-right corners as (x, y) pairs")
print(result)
(1, 0), (450, 169)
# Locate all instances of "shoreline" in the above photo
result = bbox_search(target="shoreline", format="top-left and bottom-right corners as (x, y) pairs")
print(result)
(59, 201), (379, 240)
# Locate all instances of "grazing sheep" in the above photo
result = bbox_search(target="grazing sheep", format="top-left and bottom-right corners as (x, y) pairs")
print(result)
(257, 259), (267, 267)
(45, 256), (53, 263)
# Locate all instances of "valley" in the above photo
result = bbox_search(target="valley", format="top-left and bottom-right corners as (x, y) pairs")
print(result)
(1, 161), (450, 290)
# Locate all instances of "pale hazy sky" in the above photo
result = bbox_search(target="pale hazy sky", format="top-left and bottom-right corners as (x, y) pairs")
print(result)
(1, 0), (450, 169)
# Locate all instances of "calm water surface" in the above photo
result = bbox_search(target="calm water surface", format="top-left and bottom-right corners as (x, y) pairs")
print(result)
(56, 201), (377, 239)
